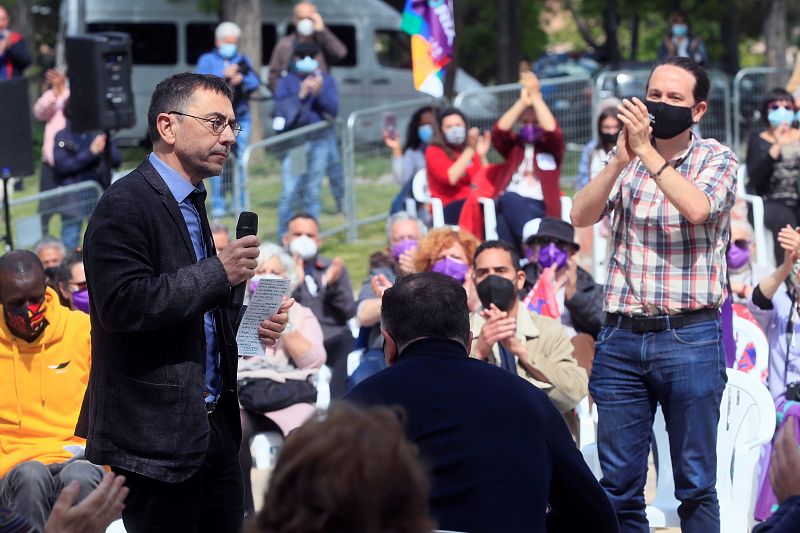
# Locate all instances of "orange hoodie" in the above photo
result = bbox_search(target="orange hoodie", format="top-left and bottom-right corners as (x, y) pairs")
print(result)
(0, 287), (91, 477)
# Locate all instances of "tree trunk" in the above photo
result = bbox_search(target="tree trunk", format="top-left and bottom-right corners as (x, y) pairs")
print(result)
(444, 0), (461, 99)
(764, 0), (787, 68)
(564, 0), (599, 51)
(496, 0), (520, 84)
(14, 0), (33, 48)
(605, 0), (620, 70)
(720, 0), (740, 74)
(629, 11), (639, 62)
(223, 0), (263, 142)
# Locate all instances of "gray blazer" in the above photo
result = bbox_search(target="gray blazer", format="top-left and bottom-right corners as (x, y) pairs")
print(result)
(77, 158), (240, 482)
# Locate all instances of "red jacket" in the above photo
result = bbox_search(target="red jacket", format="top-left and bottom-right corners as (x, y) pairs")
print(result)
(457, 122), (565, 240)
(491, 122), (565, 218)
(425, 145), (484, 206)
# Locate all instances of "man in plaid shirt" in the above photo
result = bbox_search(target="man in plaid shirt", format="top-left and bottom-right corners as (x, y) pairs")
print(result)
(572, 56), (737, 533)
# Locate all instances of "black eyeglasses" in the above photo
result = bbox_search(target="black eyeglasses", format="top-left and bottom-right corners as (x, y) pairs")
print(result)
(168, 111), (242, 136)
(768, 104), (793, 112)
(733, 239), (751, 248)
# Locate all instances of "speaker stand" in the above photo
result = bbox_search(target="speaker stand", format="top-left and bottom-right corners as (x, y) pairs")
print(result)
(1, 169), (14, 251)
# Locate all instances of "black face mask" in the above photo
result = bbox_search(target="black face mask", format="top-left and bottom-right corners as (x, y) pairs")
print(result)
(476, 275), (518, 312)
(599, 131), (618, 147)
(645, 100), (695, 139)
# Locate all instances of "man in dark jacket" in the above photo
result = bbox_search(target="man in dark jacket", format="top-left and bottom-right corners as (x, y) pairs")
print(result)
(273, 40), (340, 233)
(78, 73), (290, 532)
(0, 5), (30, 80)
(347, 272), (618, 533)
(753, 418), (800, 533)
(53, 114), (122, 250)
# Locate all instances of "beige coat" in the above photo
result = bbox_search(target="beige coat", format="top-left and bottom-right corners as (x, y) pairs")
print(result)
(470, 308), (588, 413)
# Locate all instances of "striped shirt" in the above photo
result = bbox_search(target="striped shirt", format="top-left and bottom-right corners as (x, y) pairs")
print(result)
(601, 134), (738, 316)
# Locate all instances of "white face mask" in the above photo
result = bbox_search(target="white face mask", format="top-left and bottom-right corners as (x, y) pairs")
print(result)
(296, 18), (315, 37)
(289, 235), (318, 261)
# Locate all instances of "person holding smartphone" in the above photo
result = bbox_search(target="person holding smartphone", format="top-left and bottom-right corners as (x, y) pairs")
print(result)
(383, 106), (436, 217)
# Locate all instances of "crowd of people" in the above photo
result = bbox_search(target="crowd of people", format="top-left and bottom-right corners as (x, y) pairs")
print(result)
(4, 2), (800, 533)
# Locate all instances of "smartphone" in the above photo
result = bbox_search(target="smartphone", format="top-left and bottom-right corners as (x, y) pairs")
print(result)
(384, 112), (397, 140)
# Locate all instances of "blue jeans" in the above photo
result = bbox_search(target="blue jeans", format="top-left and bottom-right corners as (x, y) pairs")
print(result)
(210, 115), (251, 217)
(589, 319), (727, 533)
(277, 137), (327, 236)
(322, 125), (345, 210)
(61, 216), (83, 251)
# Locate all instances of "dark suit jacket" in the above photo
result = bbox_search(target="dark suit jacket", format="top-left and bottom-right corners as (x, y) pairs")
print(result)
(346, 338), (618, 533)
(77, 158), (240, 483)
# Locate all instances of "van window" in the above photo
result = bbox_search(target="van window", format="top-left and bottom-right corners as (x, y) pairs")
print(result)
(375, 30), (411, 69)
(87, 23), (177, 65)
(186, 23), (215, 65)
(326, 25), (356, 67)
(261, 24), (277, 64)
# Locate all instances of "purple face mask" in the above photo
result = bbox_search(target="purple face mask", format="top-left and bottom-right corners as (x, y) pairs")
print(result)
(431, 257), (469, 283)
(72, 289), (90, 314)
(391, 239), (417, 262)
(727, 242), (750, 270)
(519, 124), (542, 144)
(537, 243), (569, 270)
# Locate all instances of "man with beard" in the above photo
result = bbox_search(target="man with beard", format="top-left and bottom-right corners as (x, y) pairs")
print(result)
(571, 57), (737, 532)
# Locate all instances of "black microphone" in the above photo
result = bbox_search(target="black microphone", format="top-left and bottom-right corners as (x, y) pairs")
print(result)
(231, 211), (258, 310)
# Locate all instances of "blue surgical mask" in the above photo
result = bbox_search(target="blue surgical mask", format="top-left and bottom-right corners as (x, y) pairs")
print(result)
(795, 110), (800, 125)
(671, 24), (688, 37)
(768, 107), (795, 127)
(295, 56), (318, 74)
(417, 124), (433, 144)
(218, 43), (237, 59)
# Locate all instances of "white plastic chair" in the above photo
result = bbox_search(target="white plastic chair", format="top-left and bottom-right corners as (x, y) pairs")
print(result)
(644, 369), (776, 531)
(591, 221), (609, 283)
(576, 395), (596, 449)
(736, 165), (773, 268)
(411, 169), (445, 227)
(581, 369), (776, 531)
(560, 195), (572, 223)
(732, 315), (770, 383)
(478, 197), (498, 240)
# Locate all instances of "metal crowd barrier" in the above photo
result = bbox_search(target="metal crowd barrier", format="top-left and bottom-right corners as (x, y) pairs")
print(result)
(342, 96), (444, 241)
(732, 66), (792, 155)
(5, 181), (105, 249)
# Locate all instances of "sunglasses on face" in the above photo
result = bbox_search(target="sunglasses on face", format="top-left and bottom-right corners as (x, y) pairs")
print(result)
(768, 104), (794, 112)
(532, 238), (571, 250)
(733, 239), (751, 248)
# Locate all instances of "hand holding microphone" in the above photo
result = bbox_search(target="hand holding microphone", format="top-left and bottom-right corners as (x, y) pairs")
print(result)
(218, 212), (260, 288)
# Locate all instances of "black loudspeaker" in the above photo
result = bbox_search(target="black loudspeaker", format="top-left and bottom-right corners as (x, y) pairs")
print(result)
(0, 78), (34, 177)
(65, 32), (136, 132)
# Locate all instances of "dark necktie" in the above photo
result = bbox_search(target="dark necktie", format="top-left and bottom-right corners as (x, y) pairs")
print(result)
(497, 343), (517, 375)
(189, 189), (215, 258)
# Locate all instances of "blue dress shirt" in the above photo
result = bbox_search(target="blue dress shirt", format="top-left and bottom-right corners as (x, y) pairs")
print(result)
(148, 153), (222, 402)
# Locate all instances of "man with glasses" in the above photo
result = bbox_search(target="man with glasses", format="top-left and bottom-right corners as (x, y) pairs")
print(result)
(78, 73), (291, 532)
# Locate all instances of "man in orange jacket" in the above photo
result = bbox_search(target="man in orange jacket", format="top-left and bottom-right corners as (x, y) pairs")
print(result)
(0, 250), (99, 531)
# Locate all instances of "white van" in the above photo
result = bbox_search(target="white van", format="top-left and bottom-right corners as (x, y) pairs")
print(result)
(58, 0), (483, 145)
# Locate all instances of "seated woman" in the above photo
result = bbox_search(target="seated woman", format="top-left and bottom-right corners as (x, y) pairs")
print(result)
(746, 88), (800, 265)
(384, 105), (435, 216)
(53, 251), (88, 313)
(238, 243), (326, 516)
(729, 219), (772, 305)
(413, 227), (481, 311)
(245, 403), (433, 533)
(491, 71), (565, 247)
(425, 107), (490, 225)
